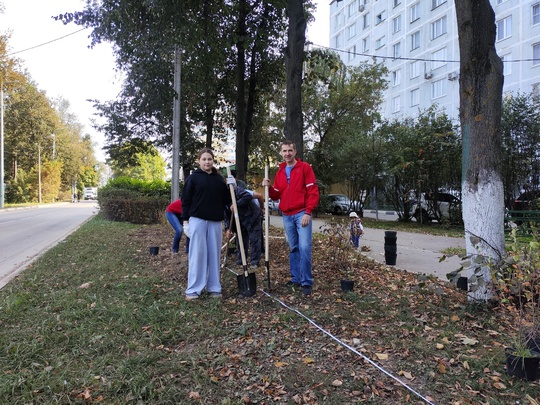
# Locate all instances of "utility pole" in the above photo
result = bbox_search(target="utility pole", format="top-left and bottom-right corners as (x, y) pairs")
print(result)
(37, 144), (42, 203)
(0, 78), (4, 208)
(171, 45), (182, 202)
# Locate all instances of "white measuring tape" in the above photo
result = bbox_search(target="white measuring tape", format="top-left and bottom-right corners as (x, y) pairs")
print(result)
(223, 267), (436, 404)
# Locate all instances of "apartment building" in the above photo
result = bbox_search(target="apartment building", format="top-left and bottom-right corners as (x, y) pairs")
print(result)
(329, 0), (540, 121)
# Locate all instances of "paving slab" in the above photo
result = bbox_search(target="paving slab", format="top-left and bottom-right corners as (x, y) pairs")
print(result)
(269, 215), (465, 281)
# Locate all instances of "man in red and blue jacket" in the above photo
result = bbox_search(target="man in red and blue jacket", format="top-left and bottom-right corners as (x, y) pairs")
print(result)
(263, 140), (320, 296)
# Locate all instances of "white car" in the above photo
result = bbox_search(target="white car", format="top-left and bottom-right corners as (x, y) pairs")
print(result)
(268, 199), (281, 215)
(83, 187), (98, 200)
(328, 194), (351, 215)
(409, 191), (461, 223)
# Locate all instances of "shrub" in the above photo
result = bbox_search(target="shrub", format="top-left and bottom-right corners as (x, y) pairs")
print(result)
(98, 177), (171, 224)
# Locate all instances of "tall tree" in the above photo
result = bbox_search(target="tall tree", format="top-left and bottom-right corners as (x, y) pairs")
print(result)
(302, 50), (387, 189)
(455, 0), (505, 302)
(61, 0), (289, 179)
(284, 0), (307, 158)
(501, 93), (540, 207)
(379, 109), (460, 221)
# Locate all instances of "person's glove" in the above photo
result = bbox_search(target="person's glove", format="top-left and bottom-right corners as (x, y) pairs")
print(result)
(226, 176), (236, 186)
(183, 224), (190, 238)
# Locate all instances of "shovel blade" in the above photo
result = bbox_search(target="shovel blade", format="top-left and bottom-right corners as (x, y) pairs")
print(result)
(237, 272), (257, 297)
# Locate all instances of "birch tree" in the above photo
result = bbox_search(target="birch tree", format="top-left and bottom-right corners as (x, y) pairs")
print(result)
(455, 0), (505, 302)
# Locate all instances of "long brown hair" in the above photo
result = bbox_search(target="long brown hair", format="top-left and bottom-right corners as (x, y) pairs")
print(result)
(197, 147), (215, 160)
(197, 148), (218, 174)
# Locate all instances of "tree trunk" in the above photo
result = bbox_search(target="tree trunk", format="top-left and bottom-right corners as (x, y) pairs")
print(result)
(235, 0), (247, 178)
(284, 0), (306, 158)
(455, 0), (505, 302)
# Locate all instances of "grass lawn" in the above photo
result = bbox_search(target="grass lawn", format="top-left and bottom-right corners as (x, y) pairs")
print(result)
(0, 214), (538, 404)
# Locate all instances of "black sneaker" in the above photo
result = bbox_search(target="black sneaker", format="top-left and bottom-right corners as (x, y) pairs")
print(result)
(286, 281), (301, 288)
(302, 285), (312, 296)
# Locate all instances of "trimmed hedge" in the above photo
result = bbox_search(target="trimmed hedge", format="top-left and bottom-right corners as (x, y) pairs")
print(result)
(98, 177), (171, 224)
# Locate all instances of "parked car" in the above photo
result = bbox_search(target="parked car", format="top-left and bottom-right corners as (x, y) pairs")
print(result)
(328, 194), (352, 216)
(268, 199), (281, 215)
(409, 191), (461, 223)
(83, 187), (98, 200)
(512, 190), (540, 211)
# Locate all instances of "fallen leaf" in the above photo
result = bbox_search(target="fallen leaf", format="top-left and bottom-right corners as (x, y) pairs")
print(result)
(375, 353), (388, 360)
(459, 336), (478, 346)
(78, 282), (91, 289)
(436, 343), (444, 350)
(493, 382), (506, 390)
(437, 362), (447, 374)
(399, 370), (414, 380)
(274, 362), (288, 368)
(303, 357), (315, 364)
(332, 379), (343, 386)
(526, 395), (539, 405)
(188, 391), (200, 400)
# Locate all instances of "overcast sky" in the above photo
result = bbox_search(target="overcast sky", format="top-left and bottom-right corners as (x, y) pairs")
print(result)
(0, 0), (329, 162)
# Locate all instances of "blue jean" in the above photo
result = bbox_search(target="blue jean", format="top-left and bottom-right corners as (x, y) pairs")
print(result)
(166, 211), (184, 253)
(282, 210), (313, 287)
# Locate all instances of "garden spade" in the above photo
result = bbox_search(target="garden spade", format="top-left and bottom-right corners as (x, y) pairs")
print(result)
(226, 166), (256, 297)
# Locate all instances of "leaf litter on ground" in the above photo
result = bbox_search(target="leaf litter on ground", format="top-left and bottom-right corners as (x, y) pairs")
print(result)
(0, 216), (539, 404)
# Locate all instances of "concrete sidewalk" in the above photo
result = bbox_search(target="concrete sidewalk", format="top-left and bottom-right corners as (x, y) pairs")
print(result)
(356, 226), (465, 280)
(268, 215), (465, 281)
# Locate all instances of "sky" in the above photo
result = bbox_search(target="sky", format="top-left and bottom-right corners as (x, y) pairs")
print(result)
(0, 0), (329, 163)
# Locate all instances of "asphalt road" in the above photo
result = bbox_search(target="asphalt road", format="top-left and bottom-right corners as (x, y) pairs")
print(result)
(268, 212), (465, 281)
(0, 201), (97, 289)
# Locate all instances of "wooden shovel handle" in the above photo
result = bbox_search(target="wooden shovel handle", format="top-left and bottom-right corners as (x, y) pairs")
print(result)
(226, 166), (248, 270)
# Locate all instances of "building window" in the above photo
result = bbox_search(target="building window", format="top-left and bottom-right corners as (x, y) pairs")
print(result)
(432, 0), (446, 10)
(348, 1), (357, 18)
(362, 36), (370, 52)
(393, 0), (401, 7)
(410, 88), (420, 106)
(533, 4), (540, 26)
(431, 15), (447, 39)
(410, 3), (420, 23)
(347, 23), (357, 39)
(501, 54), (512, 75)
(393, 96), (401, 113)
(431, 47), (447, 70)
(392, 69), (401, 86)
(393, 15), (402, 33)
(348, 46), (357, 62)
(375, 35), (386, 49)
(335, 12), (345, 28)
(431, 78), (446, 99)
(393, 42), (401, 59)
(534, 43), (540, 66)
(363, 12), (370, 29)
(411, 30), (420, 50)
(335, 33), (343, 48)
(410, 60), (420, 78)
(496, 16), (512, 41)
(376, 10), (387, 25)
